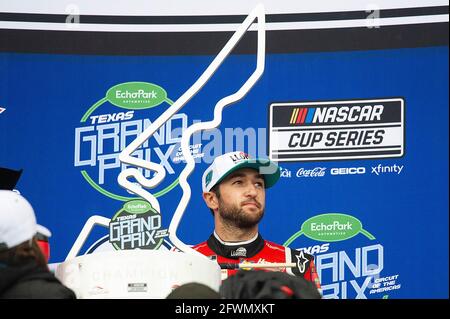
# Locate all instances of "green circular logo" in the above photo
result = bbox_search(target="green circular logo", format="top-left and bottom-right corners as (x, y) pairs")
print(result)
(77, 81), (179, 202)
(109, 200), (169, 250)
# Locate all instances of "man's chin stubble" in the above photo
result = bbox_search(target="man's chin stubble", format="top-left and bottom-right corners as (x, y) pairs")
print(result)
(219, 207), (264, 229)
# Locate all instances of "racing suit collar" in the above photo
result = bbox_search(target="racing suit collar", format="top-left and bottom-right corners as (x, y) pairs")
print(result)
(212, 231), (259, 246)
(207, 232), (265, 259)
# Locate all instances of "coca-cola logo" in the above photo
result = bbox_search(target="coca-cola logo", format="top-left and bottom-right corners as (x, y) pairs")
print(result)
(296, 167), (326, 177)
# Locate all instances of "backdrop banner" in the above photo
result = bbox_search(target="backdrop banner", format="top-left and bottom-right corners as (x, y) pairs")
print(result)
(0, 0), (448, 299)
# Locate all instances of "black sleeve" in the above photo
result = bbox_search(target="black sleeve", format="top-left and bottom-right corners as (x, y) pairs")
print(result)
(2, 276), (76, 299)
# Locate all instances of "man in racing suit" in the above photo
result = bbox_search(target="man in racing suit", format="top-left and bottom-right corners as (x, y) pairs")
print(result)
(193, 151), (321, 291)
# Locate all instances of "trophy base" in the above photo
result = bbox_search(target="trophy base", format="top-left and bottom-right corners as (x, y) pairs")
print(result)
(55, 249), (221, 299)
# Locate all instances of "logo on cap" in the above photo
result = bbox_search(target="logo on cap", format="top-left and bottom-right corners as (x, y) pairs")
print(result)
(229, 152), (250, 164)
(205, 170), (213, 187)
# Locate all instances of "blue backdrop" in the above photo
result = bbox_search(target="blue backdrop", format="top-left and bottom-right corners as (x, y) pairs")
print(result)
(0, 46), (448, 298)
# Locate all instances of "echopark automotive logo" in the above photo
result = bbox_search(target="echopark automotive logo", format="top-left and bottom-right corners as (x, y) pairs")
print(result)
(73, 82), (183, 202)
(268, 98), (405, 162)
(284, 213), (402, 299)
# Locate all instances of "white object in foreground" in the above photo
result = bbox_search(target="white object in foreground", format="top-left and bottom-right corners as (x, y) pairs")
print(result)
(55, 250), (221, 299)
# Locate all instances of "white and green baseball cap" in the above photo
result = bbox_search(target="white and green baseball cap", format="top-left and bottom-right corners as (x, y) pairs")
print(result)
(202, 151), (280, 192)
(0, 190), (37, 250)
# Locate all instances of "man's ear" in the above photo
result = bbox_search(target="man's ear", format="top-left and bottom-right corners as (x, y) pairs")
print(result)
(202, 192), (219, 211)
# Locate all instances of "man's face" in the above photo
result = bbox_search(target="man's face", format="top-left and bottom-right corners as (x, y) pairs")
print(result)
(215, 168), (266, 229)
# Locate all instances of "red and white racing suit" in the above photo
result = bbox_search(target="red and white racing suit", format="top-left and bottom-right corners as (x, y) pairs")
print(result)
(193, 232), (321, 291)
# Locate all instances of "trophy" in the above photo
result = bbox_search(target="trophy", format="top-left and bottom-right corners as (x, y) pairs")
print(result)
(56, 4), (266, 299)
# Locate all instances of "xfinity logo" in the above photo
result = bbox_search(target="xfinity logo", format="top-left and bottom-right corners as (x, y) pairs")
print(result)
(371, 164), (403, 175)
(231, 247), (247, 257)
(331, 167), (366, 175)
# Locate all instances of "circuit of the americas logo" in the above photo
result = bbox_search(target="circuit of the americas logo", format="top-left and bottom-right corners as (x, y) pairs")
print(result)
(109, 199), (169, 250)
(269, 98), (405, 162)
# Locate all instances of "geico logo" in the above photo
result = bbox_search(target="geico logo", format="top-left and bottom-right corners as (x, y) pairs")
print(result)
(311, 221), (352, 231)
(89, 111), (134, 124)
(313, 104), (384, 123)
(331, 167), (366, 175)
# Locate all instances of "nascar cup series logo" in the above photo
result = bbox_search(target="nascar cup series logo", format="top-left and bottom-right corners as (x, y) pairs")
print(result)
(109, 200), (168, 250)
(74, 82), (185, 202)
(269, 98), (405, 162)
